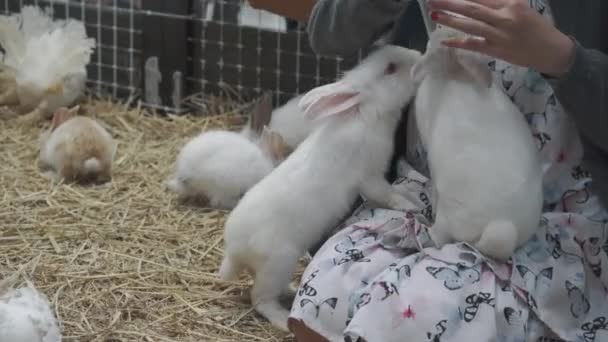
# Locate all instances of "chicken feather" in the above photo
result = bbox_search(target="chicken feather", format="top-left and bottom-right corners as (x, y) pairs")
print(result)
(0, 5), (95, 121)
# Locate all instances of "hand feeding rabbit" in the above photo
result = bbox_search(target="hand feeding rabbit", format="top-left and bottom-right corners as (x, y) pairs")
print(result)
(410, 26), (544, 261)
(38, 106), (116, 184)
(218, 45), (422, 331)
(165, 121), (290, 210)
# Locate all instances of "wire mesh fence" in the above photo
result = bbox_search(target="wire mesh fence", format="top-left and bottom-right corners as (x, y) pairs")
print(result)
(2, 0), (142, 101)
(1, 0), (365, 113)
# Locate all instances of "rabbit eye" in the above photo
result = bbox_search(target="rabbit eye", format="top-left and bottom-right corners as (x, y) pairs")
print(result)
(384, 62), (398, 75)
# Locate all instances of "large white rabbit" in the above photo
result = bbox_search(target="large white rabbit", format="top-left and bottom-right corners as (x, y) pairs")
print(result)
(218, 45), (422, 331)
(410, 26), (544, 261)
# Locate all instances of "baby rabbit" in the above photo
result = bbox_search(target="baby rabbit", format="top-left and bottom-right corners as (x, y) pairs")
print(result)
(165, 125), (289, 210)
(38, 107), (116, 184)
(410, 26), (544, 261)
(218, 45), (422, 331)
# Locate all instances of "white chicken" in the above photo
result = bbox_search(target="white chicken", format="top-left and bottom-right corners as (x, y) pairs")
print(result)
(0, 5), (95, 123)
(0, 271), (61, 342)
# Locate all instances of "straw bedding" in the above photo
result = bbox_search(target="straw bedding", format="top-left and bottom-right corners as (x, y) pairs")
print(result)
(0, 96), (301, 341)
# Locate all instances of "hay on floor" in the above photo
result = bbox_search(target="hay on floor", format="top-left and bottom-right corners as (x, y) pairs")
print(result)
(0, 96), (300, 341)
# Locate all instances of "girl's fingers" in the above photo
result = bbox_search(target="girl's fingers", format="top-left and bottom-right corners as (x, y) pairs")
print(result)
(461, 0), (505, 10)
(428, 0), (503, 24)
(442, 37), (485, 51)
(432, 11), (505, 43)
(441, 36), (498, 57)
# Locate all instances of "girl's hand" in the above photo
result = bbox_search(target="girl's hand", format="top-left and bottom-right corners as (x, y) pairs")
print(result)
(427, 0), (575, 78)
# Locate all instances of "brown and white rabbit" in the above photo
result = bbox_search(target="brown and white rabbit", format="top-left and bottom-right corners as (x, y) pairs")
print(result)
(218, 45), (422, 331)
(38, 107), (115, 184)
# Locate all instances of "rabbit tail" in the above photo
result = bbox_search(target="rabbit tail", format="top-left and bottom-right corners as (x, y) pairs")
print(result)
(83, 158), (101, 173)
(474, 219), (519, 262)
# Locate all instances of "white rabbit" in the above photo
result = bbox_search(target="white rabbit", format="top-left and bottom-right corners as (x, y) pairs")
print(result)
(410, 26), (544, 261)
(166, 128), (286, 209)
(167, 94), (294, 210)
(218, 45), (422, 331)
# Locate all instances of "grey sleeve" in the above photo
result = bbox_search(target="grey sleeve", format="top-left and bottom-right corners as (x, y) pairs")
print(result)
(547, 39), (608, 153)
(306, 0), (410, 57)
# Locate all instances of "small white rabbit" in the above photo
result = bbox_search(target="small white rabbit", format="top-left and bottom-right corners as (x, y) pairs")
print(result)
(165, 127), (288, 209)
(218, 45), (422, 331)
(167, 93), (294, 210)
(410, 26), (544, 261)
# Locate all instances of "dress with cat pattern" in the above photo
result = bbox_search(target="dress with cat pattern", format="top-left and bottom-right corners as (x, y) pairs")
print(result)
(288, 2), (608, 341)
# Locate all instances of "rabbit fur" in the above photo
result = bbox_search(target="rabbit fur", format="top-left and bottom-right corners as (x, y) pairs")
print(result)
(218, 45), (422, 331)
(38, 107), (115, 185)
(165, 129), (278, 209)
(167, 92), (313, 209)
(410, 26), (544, 261)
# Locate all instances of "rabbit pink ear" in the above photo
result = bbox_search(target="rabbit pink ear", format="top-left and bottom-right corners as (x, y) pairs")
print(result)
(51, 107), (74, 131)
(259, 125), (292, 162)
(299, 81), (361, 121)
(410, 57), (430, 85)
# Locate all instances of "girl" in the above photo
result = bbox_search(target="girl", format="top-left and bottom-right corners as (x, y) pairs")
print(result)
(289, 1), (608, 341)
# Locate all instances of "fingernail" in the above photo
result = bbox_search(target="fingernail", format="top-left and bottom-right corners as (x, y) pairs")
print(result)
(430, 11), (440, 21)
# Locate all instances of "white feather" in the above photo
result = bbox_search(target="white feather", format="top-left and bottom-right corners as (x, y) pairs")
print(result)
(0, 284), (61, 342)
(0, 14), (25, 71)
(0, 6), (57, 72)
(0, 5), (95, 113)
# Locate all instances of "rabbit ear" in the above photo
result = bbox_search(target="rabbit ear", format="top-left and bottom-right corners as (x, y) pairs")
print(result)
(259, 125), (292, 162)
(454, 49), (493, 88)
(248, 92), (274, 135)
(410, 57), (431, 85)
(51, 107), (74, 131)
(299, 81), (361, 121)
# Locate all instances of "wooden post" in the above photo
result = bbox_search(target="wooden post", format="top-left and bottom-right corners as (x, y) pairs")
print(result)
(141, 0), (191, 112)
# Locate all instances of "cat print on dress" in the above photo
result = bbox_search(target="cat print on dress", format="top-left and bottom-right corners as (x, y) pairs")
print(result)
(427, 319), (448, 342)
(504, 307), (526, 327)
(298, 269), (319, 297)
(372, 281), (400, 300)
(426, 265), (481, 291)
(299, 297), (338, 318)
(580, 316), (608, 342)
(515, 265), (554, 292)
(565, 280), (591, 319)
(459, 292), (496, 323)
